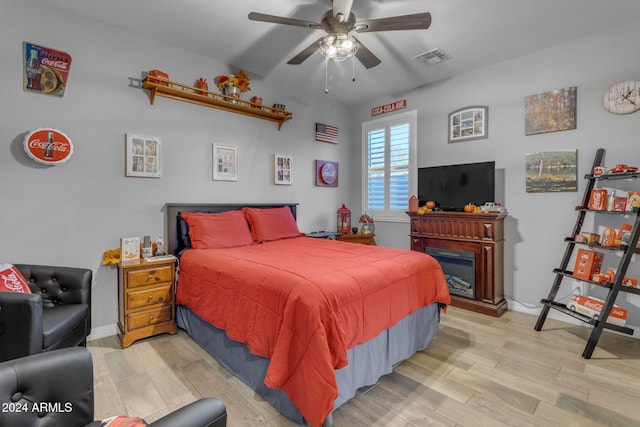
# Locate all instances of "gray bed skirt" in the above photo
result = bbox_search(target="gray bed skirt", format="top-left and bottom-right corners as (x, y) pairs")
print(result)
(176, 303), (441, 425)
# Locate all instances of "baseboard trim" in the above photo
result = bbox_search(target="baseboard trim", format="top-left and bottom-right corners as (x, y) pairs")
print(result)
(88, 323), (118, 341)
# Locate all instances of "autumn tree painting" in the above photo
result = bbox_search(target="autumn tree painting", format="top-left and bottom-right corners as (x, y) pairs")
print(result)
(524, 86), (577, 135)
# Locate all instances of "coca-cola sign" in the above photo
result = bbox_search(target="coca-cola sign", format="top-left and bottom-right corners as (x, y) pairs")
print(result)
(24, 128), (74, 165)
(23, 42), (72, 97)
(0, 264), (31, 294)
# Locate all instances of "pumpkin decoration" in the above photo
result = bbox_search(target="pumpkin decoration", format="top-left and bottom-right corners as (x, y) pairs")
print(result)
(464, 203), (476, 213)
(426, 201), (436, 209)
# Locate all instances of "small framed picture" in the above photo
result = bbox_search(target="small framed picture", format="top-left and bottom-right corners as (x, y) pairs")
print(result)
(120, 236), (140, 265)
(448, 106), (488, 143)
(125, 133), (161, 178)
(274, 154), (292, 185)
(212, 143), (238, 181)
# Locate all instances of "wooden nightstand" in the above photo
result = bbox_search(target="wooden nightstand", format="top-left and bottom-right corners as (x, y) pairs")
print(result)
(117, 258), (178, 348)
(337, 233), (376, 245)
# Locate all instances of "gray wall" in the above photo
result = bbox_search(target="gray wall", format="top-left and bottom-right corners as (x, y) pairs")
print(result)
(3, 0), (640, 336)
(350, 20), (640, 328)
(0, 0), (353, 337)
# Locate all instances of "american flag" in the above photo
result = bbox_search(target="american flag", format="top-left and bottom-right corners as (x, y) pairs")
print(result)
(315, 123), (339, 144)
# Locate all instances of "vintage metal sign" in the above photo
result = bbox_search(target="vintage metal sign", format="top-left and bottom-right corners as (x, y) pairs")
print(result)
(24, 128), (74, 165)
(23, 42), (72, 97)
(371, 99), (407, 116)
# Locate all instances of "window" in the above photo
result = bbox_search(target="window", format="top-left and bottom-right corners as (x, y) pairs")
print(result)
(362, 110), (417, 221)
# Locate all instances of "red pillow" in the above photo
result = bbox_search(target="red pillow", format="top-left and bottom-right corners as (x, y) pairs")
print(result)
(181, 210), (254, 249)
(243, 206), (301, 242)
(100, 416), (148, 427)
(0, 264), (31, 293)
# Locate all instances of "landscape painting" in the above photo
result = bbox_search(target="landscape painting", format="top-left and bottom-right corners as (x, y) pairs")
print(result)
(525, 150), (578, 193)
(524, 86), (577, 135)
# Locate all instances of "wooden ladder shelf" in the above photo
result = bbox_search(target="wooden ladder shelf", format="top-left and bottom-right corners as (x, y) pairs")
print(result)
(141, 76), (293, 130)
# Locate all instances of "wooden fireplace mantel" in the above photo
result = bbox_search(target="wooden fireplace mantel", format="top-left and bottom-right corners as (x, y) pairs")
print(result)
(408, 211), (507, 316)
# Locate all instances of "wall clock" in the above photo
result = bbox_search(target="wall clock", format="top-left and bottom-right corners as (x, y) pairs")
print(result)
(602, 80), (640, 114)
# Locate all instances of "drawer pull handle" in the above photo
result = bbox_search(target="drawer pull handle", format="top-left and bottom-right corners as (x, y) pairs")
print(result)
(158, 297), (163, 302)
(147, 274), (153, 281)
(149, 316), (155, 321)
(147, 296), (153, 301)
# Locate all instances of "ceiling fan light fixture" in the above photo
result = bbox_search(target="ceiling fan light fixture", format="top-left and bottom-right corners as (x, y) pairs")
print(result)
(319, 33), (359, 61)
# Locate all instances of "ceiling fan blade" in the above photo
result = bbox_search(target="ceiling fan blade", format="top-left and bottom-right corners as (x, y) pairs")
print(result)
(287, 38), (324, 65)
(248, 12), (323, 30)
(355, 12), (431, 32)
(353, 37), (381, 69)
(332, 0), (354, 23)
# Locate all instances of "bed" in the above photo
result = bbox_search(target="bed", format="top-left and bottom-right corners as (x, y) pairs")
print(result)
(166, 203), (450, 427)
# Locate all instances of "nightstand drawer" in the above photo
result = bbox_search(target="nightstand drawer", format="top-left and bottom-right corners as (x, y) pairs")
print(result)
(337, 233), (376, 245)
(126, 265), (173, 288)
(127, 285), (173, 310)
(127, 305), (173, 331)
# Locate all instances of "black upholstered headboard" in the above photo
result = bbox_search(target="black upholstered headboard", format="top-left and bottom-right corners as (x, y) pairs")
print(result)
(164, 203), (298, 256)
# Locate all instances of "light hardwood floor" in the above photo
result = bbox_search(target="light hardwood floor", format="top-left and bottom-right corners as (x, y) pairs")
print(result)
(89, 307), (640, 426)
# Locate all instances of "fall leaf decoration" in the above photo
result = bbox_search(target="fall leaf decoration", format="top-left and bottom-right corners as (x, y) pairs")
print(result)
(102, 248), (121, 266)
(216, 70), (251, 92)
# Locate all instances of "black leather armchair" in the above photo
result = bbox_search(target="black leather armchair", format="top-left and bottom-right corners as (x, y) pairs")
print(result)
(0, 264), (92, 362)
(0, 347), (227, 427)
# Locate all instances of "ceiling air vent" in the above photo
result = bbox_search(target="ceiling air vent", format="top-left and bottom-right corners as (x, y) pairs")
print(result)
(413, 48), (451, 66)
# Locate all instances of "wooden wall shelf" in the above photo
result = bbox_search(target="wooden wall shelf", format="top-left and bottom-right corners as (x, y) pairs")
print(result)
(141, 76), (293, 130)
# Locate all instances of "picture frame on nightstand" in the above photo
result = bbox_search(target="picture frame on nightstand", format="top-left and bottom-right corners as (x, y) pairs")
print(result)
(120, 236), (140, 265)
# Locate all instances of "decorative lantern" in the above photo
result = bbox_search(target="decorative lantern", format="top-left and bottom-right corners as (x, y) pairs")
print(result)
(337, 204), (351, 234)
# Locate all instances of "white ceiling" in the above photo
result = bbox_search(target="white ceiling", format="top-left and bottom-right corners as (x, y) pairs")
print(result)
(40, 0), (640, 106)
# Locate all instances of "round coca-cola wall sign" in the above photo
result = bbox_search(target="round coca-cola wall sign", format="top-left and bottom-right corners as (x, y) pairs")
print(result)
(24, 128), (73, 165)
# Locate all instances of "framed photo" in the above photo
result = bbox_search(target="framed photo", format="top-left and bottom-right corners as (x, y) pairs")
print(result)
(125, 133), (161, 178)
(120, 236), (140, 265)
(274, 154), (292, 185)
(525, 86), (577, 135)
(315, 160), (339, 187)
(448, 106), (488, 143)
(212, 143), (238, 181)
(525, 150), (578, 193)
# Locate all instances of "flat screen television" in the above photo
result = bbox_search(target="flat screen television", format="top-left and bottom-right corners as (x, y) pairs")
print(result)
(418, 161), (495, 211)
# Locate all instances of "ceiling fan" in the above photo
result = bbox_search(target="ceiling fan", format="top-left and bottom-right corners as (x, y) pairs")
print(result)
(248, 0), (431, 69)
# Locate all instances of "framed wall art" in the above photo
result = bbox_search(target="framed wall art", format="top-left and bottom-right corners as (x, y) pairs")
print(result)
(525, 149), (577, 193)
(315, 160), (339, 187)
(448, 106), (488, 143)
(212, 143), (238, 181)
(525, 86), (577, 135)
(274, 154), (292, 185)
(125, 133), (161, 178)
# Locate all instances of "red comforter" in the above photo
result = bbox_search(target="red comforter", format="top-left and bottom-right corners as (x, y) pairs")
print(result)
(176, 237), (450, 427)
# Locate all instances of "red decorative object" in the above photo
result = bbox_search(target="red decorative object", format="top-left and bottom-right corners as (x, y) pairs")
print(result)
(148, 69), (169, 86)
(195, 77), (208, 95)
(371, 99), (407, 117)
(250, 96), (262, 108)
(23, 128), (73, 165)
(337, 204), (351, 234)
(408, 196), (419, 212)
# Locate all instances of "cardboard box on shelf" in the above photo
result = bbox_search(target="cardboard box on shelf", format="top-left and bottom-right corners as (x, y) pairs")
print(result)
(567, 295), (627, 326)
(573, 249), (604, 280)
(588, 189), (607, 210)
